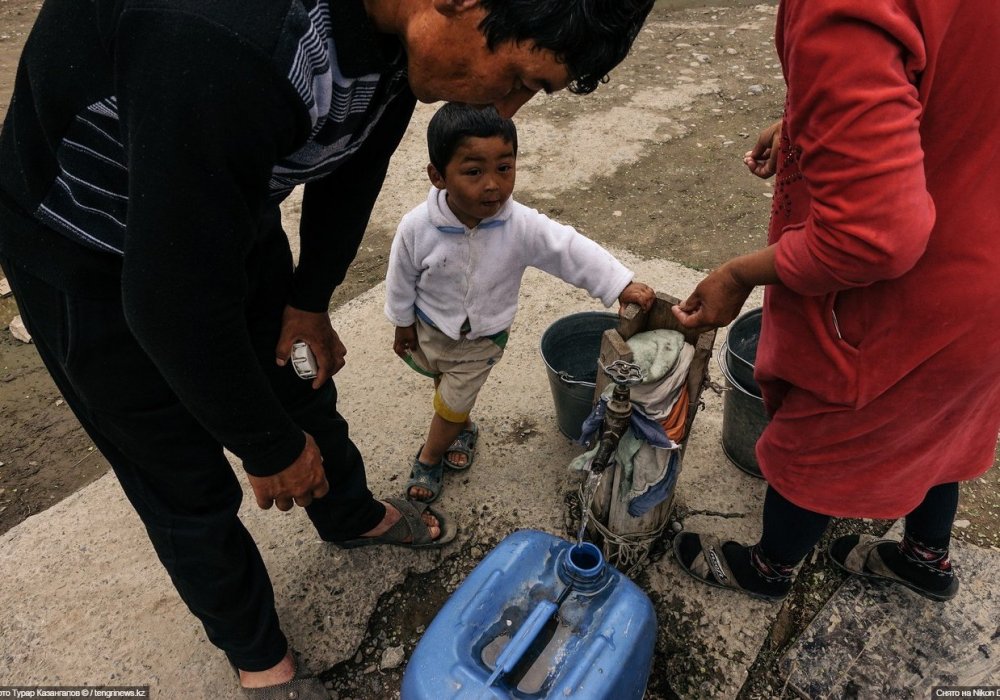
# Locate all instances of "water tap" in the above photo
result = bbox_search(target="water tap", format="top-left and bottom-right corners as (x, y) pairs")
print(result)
(589, 360), (645, 473)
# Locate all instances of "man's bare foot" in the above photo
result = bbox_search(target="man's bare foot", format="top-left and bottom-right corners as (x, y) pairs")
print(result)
(362, 500), (441, 541)
(239, 651), (294, 688)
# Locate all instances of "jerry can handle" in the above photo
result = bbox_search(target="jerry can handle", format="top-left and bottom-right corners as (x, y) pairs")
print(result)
(485, 600), (558, 688)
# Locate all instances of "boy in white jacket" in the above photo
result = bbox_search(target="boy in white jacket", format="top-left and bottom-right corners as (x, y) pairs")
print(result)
(385, 103), (655, 502)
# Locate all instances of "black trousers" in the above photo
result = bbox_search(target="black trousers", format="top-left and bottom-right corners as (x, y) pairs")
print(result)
(759, 482), (960, 566)
(1, 233), (384, 671)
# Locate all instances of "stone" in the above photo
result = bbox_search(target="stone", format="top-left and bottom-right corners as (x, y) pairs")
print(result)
(0, 276), (12, 297)
(379, 645), (405, 671)
(748, 84), (765, 95)
(9, 315), (32, 343)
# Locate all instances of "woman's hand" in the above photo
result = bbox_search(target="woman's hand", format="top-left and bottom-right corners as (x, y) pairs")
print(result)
(744, 120), (782, 179)
(672, 247), (779, 333)
(672, 265), (753, 333)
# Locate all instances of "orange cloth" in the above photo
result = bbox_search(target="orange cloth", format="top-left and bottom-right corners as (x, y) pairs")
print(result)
(659, 385), (689, 443)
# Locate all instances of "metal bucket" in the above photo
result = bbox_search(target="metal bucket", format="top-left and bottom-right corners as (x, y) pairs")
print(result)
(540, 312), (620, 440)
(717, 309), (769, 478)
(724, 307), (762, 395)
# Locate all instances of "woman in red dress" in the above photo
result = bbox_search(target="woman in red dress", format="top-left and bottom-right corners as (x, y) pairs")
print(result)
(672, 0), (1000, 602)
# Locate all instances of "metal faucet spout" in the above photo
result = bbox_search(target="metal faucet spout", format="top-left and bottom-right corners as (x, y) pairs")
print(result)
(589, 361), (645, 474)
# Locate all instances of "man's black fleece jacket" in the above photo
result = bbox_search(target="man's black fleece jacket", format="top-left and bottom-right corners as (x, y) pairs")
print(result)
(0, 0), (416, 475)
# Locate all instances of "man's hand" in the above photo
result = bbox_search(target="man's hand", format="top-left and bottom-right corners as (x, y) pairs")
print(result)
(618, 281), (657, 313)
(247, 433), (329, 511)
(393, 325), (418, 359)
(744, 120), (782, 179)
(275, 305), (347, 389)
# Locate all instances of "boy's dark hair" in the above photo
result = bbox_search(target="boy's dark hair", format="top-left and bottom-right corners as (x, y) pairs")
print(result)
(478, 0), (655, 95)
(427, 103), (518, 174)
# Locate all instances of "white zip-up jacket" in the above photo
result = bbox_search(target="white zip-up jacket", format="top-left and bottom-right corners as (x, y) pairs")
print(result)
(385, 187), (634, 340)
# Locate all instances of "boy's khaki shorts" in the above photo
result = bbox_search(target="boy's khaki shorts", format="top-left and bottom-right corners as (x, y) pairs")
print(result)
(404, 318), (508, 423)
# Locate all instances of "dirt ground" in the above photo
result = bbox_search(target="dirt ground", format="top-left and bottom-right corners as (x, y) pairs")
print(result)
(2, 1), (998, 698)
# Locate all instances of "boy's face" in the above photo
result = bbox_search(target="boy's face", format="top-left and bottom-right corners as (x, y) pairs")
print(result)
(428, 135), (516, 229)
(402, 4), (571, 117)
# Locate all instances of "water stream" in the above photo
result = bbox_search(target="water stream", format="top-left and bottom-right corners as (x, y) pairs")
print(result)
(577, 470), (604, 544)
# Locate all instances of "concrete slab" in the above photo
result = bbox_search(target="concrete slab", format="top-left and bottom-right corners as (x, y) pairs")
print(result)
(0, 253), (773, 698)
(780, 522), (1000, 698)
(644, 357), (773, 698)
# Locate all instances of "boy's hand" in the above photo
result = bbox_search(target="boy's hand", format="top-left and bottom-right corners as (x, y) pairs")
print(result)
(618, 282), (656, 313)
(393, 325), (418, 358)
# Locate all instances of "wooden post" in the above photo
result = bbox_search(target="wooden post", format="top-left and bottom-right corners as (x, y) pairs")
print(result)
(586, 293), (717, 567)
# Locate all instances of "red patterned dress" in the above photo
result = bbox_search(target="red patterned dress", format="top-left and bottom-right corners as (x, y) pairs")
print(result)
(755, 0), (1000, 518)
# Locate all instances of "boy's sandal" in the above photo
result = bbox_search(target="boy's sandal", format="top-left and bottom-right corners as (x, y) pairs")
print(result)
(443, 422), (479, 471)
(333, 497), (457, 550)
(828, 534), (959, 602)
(672, 532), (786, 603)
(405, 448), (444, 503)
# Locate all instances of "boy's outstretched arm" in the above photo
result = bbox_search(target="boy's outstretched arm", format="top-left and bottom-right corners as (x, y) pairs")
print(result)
(618, 281), (656, 312)
(393, 324), (418, 359)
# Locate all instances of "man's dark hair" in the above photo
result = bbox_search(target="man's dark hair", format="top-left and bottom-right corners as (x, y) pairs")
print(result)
(478, 0), (655, 95)
(427, 103), (518, 174)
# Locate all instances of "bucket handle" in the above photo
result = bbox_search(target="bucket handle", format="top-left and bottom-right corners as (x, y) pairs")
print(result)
(554, 369), (596, 387)
(716, 339), (763, 400)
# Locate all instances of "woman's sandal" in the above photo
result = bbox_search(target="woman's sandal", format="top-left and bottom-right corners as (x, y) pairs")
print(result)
(828, 534), (959, 602)
(333, 497), (457, 550)
(443, 422), (479, 471)
(405, 447), (444, 503)
(672, 532), (788, 602)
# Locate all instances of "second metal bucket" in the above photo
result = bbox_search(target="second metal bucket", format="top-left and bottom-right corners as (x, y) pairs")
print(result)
(540, 312), (620, 440)
(718, 308), (769, 478)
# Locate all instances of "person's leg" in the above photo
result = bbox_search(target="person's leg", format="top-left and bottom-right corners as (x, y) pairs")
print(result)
(240, 232), (387, 540)
(243, 230), (441, 540)
(420, 412), (470, 464)
(402, 327), (498, 500)
(758, 484), (834, 564)
(674, 485), (831, 600)
(407, 383), (467, 501)
(830, 482), (959, 600)
(887, 482), (959, 591)
(1, 259), (288, 674)
(903, 481), (959, 549)
(425, 334), (501, 470)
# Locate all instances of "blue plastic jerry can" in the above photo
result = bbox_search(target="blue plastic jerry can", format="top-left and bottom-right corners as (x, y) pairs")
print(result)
(401, 530), (657, 699)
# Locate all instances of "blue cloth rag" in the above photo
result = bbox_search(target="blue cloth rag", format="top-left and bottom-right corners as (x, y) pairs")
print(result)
(575, 398), (675, 450)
